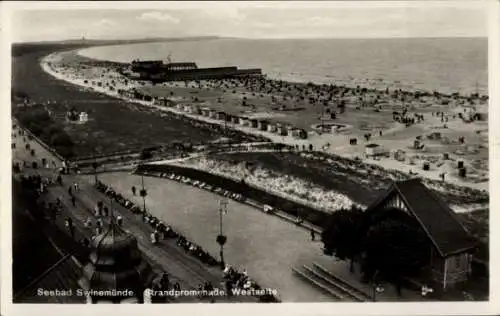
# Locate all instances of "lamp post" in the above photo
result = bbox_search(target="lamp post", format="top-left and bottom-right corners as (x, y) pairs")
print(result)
(140, 175), (147, 213)
(371, 270), (379, 302)
(216, 199), (228, 269)
(92, 148), (98, 185)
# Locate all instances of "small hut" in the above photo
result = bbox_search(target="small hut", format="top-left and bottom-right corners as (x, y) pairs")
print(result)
(291, 128), (308, 140)
(231, 116), (240, 124)
(79, 112), (89, 123)
(277, 124), (288, 136)
(474, 112), (488, 121)
(423, 162), (430, 171)
(364, 179), (476, 291)
(201, 108), (211, 117)
(258, 120), (268, 131)
(217, 111), (226, 121)
(239, 117), (249, 126)
(209, 109), (218, 119)
(365, 143), (387, 157)
(459, 168), (467, 178)
(297, 129), (308, 139)
(393, 149), (406, 161)
(193, 105), (202, 115)
(267, 123), (277, 133)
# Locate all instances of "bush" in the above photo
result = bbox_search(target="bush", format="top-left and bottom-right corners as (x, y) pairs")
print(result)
(140, 149), (153, 160)
(50, 132), (73, 148)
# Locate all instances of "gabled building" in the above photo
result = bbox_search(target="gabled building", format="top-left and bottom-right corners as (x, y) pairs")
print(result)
(365, 179), (477, 291)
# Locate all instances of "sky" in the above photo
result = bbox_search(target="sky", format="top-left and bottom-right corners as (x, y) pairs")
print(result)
(5, 1), (489, 42)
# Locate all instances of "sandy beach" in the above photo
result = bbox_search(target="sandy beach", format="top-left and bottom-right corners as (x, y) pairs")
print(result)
(32, 48), (490, 219)
(40, 49), (489, 194)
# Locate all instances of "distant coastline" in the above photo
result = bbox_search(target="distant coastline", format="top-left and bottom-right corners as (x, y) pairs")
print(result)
(11, 36), (221, 57)
(75, 37), (488, 95)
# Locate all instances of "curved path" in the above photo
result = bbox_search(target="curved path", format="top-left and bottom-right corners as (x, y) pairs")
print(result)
(93, 171), (333, 302)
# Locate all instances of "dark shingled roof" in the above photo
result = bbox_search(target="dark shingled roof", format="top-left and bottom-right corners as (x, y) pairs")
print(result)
(15, 255), (85, 303)
(367, 178), (477, 257)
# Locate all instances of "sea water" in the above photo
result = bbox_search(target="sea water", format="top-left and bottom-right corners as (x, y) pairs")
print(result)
(78, 37), (487, 95)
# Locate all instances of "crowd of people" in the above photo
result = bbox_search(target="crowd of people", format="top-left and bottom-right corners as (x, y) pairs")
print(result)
(95, 178), (279, 301)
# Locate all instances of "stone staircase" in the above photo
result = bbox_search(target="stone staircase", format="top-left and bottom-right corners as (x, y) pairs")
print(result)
(292, 262), (373, 302)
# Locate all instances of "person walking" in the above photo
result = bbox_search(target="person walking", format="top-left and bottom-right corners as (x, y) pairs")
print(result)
(71, 195), (76, 207)
(68, 185), (73, 196)
(65, 217), (74, 238)
(94, 204), (102, 217)
(84, 217), (92, 228)
(56, 197), (62, 208)
(82, 238), (90, 248)
(310, 229), (316, 241)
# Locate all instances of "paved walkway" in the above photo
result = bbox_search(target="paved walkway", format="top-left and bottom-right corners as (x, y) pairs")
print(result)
(93, 171), (335, 302)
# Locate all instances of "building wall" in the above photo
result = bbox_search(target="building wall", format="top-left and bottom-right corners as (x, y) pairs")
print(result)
(430, 250), (445, 287)
(430, 251), (471, 290)
(382, 193), (410, 213)
(444, 253), (471, 288)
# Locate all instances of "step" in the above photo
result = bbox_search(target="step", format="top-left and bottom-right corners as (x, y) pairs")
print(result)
(306, 265), (366, 302)
(291, 267), (344, 300)
(313, 262), (372, 301)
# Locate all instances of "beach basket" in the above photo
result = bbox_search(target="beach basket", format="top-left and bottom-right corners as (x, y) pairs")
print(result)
(458, 167), (467, 178)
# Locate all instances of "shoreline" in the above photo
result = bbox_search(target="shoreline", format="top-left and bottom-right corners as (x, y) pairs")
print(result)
(75, 40), (488, 97)
(39, 49), (489, 194)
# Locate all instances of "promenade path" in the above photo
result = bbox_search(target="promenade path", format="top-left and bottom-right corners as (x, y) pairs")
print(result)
(93, 171), (334, 302)
(11, 127), (258, 303)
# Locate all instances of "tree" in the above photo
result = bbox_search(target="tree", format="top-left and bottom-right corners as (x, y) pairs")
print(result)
(140, 149), (153, 160)
(321, 206), (365, 272)
(361, 211), (429, 294)
(50, 131), (73, 148)
(338, 99), (346, 114)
